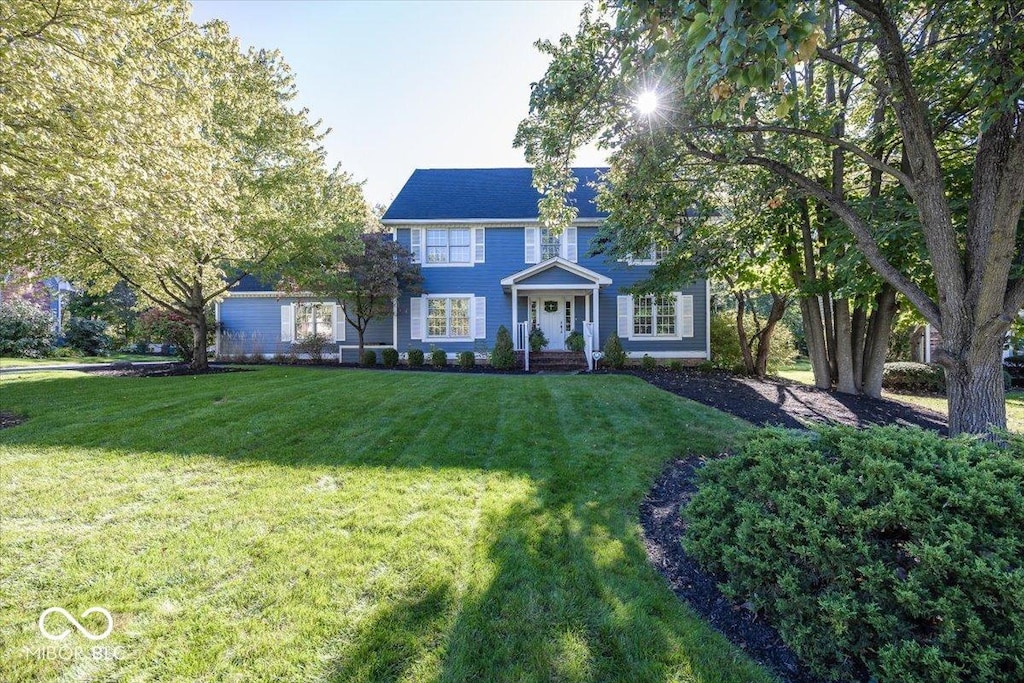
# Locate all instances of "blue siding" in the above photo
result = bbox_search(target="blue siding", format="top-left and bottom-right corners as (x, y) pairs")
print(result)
(219, 296), (393, 357)
(396, 225), (708, 357)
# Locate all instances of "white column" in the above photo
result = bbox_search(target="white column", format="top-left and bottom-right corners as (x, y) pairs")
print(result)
(511, 286), (518, 350)
(392, 297), (398, 350)
(214, 301), (221, 358)
(592, 286), (600, 347)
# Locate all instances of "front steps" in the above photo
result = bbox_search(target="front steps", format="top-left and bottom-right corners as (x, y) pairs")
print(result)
(517, 350), (588, 372)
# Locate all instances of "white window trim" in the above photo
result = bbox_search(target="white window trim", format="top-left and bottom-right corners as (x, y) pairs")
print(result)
(423, 293), (475, 342)
(527, 226), (579, 264)
(413, 227), (484, 268)
(627, 244), (664, 266)
(625, 292), (689, 341)
(291, 301), (341, 343)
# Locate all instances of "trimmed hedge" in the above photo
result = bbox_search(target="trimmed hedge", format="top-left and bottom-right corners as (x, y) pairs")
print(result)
(882, 361), (945, 392)
(640, 354), (657, 371)
(407, 348), (424, 367)
(430, 348), (447, 368)
(381, 347), (399, 368)
(360, 349), (377, 367)
(684, 426), (1024, 683)
(458, 351), (475, 369)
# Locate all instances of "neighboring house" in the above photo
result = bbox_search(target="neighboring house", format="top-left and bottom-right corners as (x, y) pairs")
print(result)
(0, 271), (73, 334)
(217, 168), (711, 367)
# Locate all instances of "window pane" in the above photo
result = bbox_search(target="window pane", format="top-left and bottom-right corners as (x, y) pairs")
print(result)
(540, 228), (560, 260)
(633, 296), (653, 335)
(450, 298), (470, 337)
(655, 295), (676, 335)
(295, 304), (313, 339)
(426, 246), (448, 263)
(449, 229), (470, 247)
(426, 230), (448, 247)
(565, 300), (572, 330)
(449, 246), (471, 263)
(427, 299), (447, 337)
(314, 303), (333, 336)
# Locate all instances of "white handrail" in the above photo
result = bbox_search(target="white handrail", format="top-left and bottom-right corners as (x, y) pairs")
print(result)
(583, 321), (594, 371)
(516, 321), (531, 371)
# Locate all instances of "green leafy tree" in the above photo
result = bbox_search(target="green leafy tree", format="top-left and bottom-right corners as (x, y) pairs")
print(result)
(285, 230), (424, 358)
(3, 3), (363, 370)
(517, 2), (1024, 435)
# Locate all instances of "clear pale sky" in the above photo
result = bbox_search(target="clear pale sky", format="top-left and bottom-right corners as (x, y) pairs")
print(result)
(190, 0), (607, 206)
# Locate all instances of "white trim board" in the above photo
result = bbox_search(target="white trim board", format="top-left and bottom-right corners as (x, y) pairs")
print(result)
(501, 257), (611, 287)
(624, 351), (708, 359)
(383, 218), (605, 226)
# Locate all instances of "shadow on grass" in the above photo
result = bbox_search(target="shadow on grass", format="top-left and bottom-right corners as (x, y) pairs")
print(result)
(2, 368), (770, 683)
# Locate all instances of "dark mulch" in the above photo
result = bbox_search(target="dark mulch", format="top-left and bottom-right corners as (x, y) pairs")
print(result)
(0, 410), (26, 429)
(622, 369), (947, 434)
(226, 360), (529, 375)
(641, 457), (836, 683)
(84, 363), (248, 378)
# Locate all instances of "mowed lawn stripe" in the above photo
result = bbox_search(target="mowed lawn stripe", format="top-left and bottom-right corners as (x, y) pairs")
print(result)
(0, 367), (772, 682)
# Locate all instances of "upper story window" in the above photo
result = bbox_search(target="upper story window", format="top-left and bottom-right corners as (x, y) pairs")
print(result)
(426, 228), (471, 264)
(525, 226), (577, 264)
(410, 227), (484, 266)
(629, 242), (671, 266)
(540, 228), (561, 261)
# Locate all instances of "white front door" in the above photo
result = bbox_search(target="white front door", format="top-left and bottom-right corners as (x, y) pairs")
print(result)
(537, 298), (568, 350)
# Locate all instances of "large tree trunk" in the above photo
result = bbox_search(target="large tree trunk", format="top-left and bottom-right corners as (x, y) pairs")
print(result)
(800, 296), (832, 390)
(942, 334), (1007, 435)
(752, 294), (788, 379)
(859, 285), (898, 399)
(851, 303), (867, 392)
(190, 309), (209, 372)
(833, 298), (857, 394)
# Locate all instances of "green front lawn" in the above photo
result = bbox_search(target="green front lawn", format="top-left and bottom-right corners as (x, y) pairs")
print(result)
(0, 353), (163, 368)
(0, 367), (771, 682)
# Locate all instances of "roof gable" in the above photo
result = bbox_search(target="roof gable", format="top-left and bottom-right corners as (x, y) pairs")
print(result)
(500, 258), (612, 288)
(382, 168), (608, 221)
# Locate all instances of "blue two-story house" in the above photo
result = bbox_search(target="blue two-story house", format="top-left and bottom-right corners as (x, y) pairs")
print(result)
(217, 167), (710, 367)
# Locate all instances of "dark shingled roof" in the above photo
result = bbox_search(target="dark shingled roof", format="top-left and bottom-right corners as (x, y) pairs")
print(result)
(382, 167), (609, 221)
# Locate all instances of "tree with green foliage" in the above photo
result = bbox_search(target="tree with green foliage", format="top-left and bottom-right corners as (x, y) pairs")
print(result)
(285, 230), (424, 358)
(490, 325), (517, 369)
(517, 1), (1024, 435)
(3, 2), (364, 370)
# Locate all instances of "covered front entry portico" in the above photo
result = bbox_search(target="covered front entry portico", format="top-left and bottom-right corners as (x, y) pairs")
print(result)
(500, 257), (612, 353)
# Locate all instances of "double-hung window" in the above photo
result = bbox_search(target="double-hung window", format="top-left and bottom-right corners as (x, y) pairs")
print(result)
(633, 294), (677, 337)
(539, 228), (561, 261)
(295, 302), (333, 340)
(426, 297), (471, 339)
(426, 228), (471, 264)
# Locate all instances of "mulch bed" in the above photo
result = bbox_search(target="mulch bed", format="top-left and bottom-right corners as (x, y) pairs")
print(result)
(84, 363), (248, 378)
(640, 457), (835, 683)
(0, 411), (26, 430)
(622, 368), (948, 433)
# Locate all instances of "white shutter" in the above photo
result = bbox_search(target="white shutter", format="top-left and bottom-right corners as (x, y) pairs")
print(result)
(474, 297), (486, 339)
(680, 294), (694, 338)
(472, 228), (485, 263)
(410, 297), (422, 340)
(410, 228), (422, 264)
(524, 226), (538, 264)
(563, 227), (578, 262)
(617, 295), (631, 338)
(334, 304), (345, 342)
(281, 304), (294, 342)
